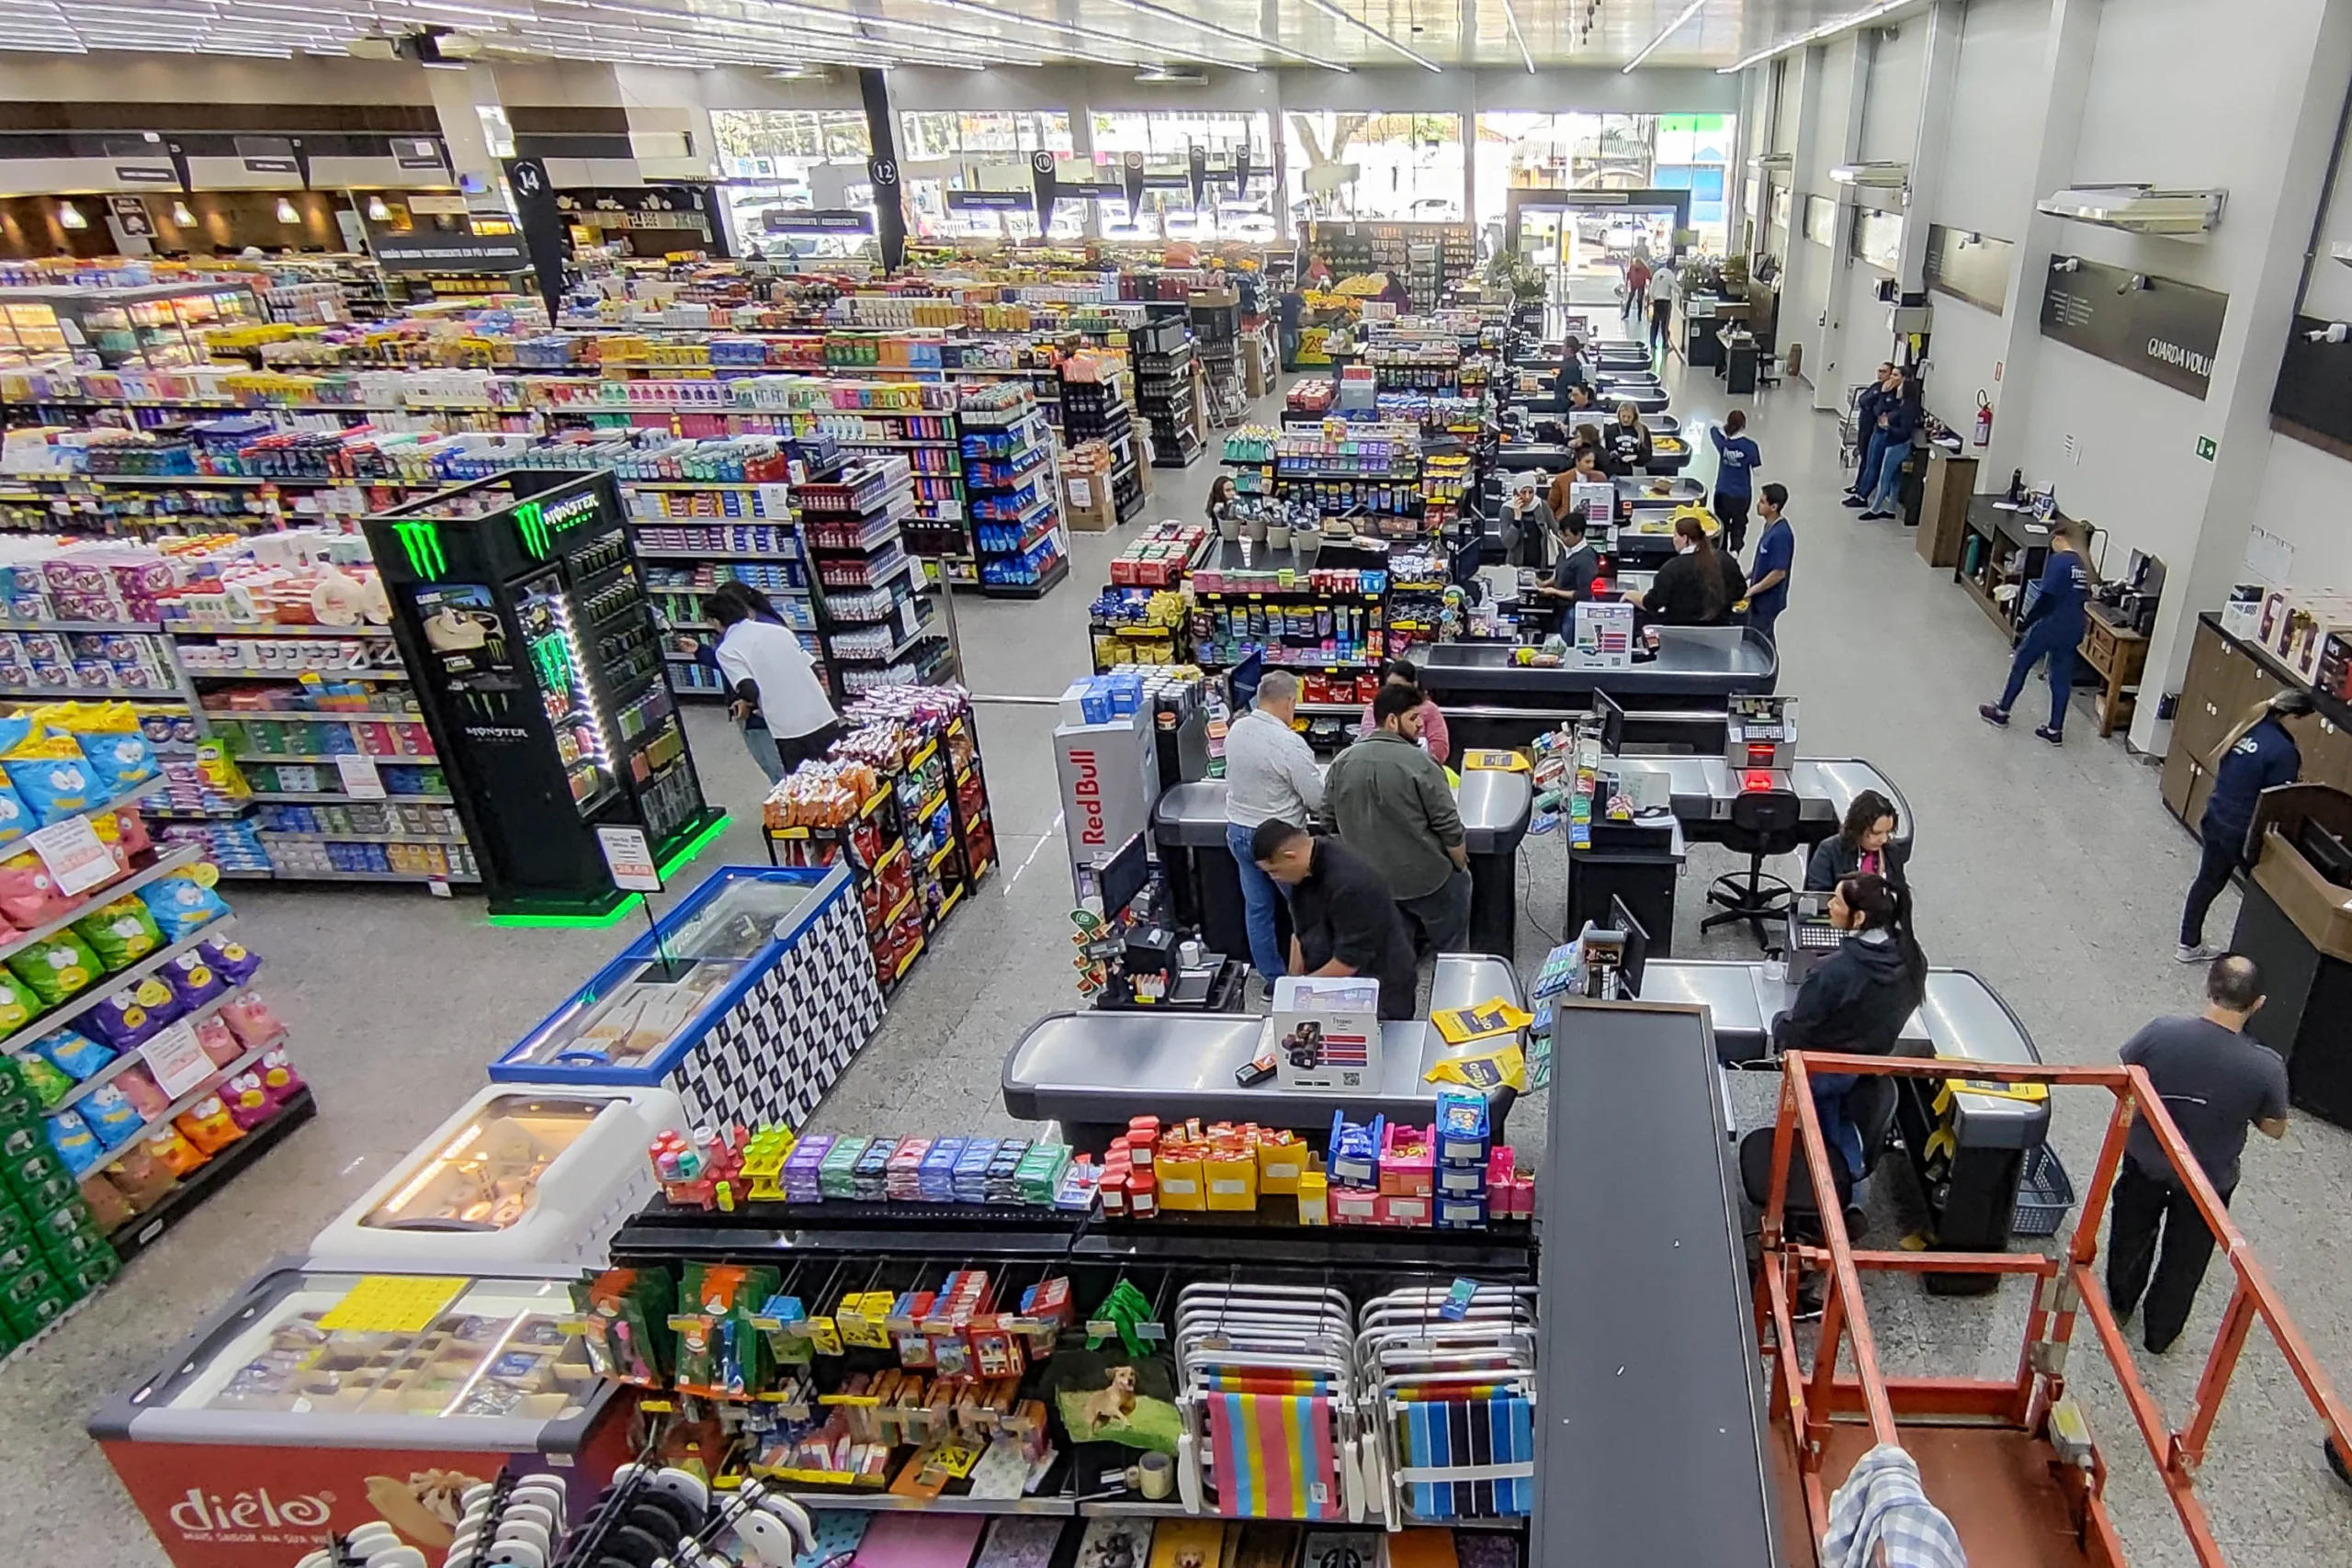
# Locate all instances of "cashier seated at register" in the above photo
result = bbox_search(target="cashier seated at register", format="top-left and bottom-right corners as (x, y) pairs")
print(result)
(1622, 514), (1746, 627)
(1771, 874), (1928, 1204)
(1530, 512), (1601, 608)
(1804, 789), (1908, 892)
(1250, 818), (1421, 1021)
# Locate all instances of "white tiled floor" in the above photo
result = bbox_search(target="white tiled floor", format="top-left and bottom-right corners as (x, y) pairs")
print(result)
(1, 314), (2345, 1566)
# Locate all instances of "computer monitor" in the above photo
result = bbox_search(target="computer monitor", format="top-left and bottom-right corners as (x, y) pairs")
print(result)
(1592, 689), (1627, 755)
(1606, 894), (1650, 995)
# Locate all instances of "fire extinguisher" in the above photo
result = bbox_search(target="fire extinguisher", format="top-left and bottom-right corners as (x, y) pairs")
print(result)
(1973, 389), (1994, 447)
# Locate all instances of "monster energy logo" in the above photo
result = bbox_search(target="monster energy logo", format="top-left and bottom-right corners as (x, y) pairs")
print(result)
(514, 492), (604, 559)
(389, 520), (447, 580)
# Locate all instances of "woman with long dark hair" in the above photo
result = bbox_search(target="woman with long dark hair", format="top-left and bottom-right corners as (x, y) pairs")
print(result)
(1804, 788), (1907, 892)
(1772, 872), (1929, 1191)
(1627, 513), (1745, 626)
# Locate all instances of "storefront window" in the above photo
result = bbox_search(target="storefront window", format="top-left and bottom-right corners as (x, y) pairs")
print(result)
(1474, 112), (1736, 258)
(1283, 113), (1465, 225)
(1087, 111), (1276, 242)
(899, 111), (1074, 161)
(709, 109), (876, 260)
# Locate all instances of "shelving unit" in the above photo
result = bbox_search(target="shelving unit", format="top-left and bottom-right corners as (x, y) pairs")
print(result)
(1059, 364), (1147, 526)
(958, 387), (1070, 600)
(796, 456), (958, 692)
(1131, 315), (1204, 469)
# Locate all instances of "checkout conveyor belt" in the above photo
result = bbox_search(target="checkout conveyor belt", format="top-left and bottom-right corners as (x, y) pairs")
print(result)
(1535, 998), (1785, 1567)
(1615, 755), (1915, 852)
(1001, 954), (1525, 1148)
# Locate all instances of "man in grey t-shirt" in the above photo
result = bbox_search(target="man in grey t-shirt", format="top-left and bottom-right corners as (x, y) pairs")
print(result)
(2107, 953), (2290, 1354)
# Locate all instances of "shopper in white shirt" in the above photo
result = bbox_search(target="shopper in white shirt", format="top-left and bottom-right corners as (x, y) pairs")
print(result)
(707, 583), (842, 783)
(1647, 257), (1681, 355)
(1222, 671), (1326, 983)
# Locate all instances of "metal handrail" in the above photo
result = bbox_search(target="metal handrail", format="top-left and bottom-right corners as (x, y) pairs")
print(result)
(1758, 1048), (2352, 1565)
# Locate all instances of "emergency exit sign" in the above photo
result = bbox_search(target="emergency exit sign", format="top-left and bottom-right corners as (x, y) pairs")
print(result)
(2196, 435), (2218, 460)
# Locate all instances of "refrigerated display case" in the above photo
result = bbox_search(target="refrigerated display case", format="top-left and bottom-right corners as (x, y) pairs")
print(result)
(365, 471), (725, 919)
(489, 864), (885, 1127)
(0, 280), (263, 369)
(308, 1084), (688, 1274)
(90, 1262), (633, 1568)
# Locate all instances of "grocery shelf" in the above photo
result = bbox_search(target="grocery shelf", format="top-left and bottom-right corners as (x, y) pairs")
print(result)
(51, 976), (266, 1113)
(0, 917), (236, 1063)
(0, 842), (207, 976)
(244, 790), (454, 805)
(108, 1089), (315, 1263)
(168, 623), (395, 639)
(248, 866), (480, 885)
(0, 618), (164, 635)
(232, 751), (436, 765)
(255, 829), (469, 846)
(187, 668), (411, 682)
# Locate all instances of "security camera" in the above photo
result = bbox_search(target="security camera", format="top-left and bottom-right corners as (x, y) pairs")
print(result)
(2306, 322), (2352, 344)
(2052, 256), (2082, 273)
(2118, 273), (2149, 294)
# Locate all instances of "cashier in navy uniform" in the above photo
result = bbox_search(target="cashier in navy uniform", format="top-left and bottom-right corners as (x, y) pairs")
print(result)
(2177, 690), (2316, 964)
(1251, 818), (1420, 1021)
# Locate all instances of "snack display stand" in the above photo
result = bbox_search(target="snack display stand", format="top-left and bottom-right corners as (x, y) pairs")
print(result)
(89, 1261), (632, 1568)
(489, 864), (885, 1131)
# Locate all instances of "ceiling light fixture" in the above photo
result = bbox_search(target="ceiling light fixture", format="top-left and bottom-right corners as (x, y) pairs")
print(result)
(1296, 0), (1439, 71)
(367, 194), (393, 220)
(171, 199), (196, 225)
(277, 197), (301, 222)
(1623, 0), (1706, 73)
(1719, 0), (1911, 73)
(56, 201), (85, 229)
(1497, 0), (1535, 73)
(560, 3), (1099, 67)
(1065, 0), (1333, 71)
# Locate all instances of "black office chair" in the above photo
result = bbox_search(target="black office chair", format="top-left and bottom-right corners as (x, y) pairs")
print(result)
(1703, 788), (1804, 949)
(1737, 1073), (1902, 1241)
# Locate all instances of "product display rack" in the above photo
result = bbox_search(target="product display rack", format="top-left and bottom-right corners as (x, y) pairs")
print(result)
(622, 470), (825, 703)
(1305, 221), (1478, 312)
(1058, 364), (1147, 526)
(368, 470), (725, 921)
(1132, 316), (1204, 470)
(797, 456), (959, 691)
(959, 387), (1070, 600)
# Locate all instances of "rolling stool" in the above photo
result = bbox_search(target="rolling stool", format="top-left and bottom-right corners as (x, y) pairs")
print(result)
(1702, 788), (1804, 949)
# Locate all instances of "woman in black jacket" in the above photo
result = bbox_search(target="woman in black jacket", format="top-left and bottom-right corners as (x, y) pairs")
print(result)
(1771, 873), (1928, 1190)
(1804, 789), (1908, 892)
(1606, 401), (1655, 472)
(1627, 514), (1745, 626)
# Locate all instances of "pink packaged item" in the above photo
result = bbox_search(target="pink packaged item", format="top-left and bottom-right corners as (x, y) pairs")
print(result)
(218, 993), (285, 1049)
(220, 1070), (275, 1131)
(0, 856), (75, 927)
(256, 1046), (304, 1103)
(194, 1016), (243, 1068)
(111, 809), (152, 857)
(111, 1064), (172, 1120)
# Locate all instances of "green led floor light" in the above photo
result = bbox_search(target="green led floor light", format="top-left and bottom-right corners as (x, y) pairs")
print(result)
(655, 813), (733, 881)
(486, 895), (647, 930)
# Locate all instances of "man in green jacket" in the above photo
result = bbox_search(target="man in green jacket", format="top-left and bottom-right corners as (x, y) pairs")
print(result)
(1321, 682), (1471, 953)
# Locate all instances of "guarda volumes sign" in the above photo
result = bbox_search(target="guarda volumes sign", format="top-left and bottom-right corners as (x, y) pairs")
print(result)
(2038, 254), (2227, 399)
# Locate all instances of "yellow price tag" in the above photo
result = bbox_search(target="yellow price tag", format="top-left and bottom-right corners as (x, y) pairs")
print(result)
(318, 1274), (468, 1334)
(189, 863), (220, 889)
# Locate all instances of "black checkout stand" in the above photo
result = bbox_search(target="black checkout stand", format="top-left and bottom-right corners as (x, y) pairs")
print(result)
(1153, 764), (1534, 961)
(1413, 626), (1779, 753)
(2230, 784), (2352, 1127)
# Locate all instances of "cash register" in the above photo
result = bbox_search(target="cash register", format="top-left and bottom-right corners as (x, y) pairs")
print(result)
(1785, 889), (1845, 979)
(1726, 694), (1798, 791)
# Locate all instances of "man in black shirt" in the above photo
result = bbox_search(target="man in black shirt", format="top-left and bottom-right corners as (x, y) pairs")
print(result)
(1251, 818), (1419, 1021)
(1532, 512), (1601, 626)
(2107, 953), (2290, 1353)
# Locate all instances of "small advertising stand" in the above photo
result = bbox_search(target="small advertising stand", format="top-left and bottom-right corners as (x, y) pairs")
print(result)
(364, 472), (726, 921)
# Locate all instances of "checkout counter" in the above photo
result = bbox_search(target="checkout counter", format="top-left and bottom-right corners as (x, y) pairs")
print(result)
(2231, 784), (2352, 1128)
(1154, 763), (1533, 961)
(1639, 958), (2049, 1285)
(1414, 626), (1778, 752)
(1001, 953), (1526, 1151)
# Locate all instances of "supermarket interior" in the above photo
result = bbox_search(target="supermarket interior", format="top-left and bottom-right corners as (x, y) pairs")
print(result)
(0, 5), (2347, 1568)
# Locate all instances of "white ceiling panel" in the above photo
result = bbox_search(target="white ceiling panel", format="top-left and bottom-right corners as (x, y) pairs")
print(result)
(0, 1), (1914, 73)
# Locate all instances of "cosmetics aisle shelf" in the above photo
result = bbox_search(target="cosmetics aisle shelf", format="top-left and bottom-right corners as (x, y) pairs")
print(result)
(959, 387), (1072, 601)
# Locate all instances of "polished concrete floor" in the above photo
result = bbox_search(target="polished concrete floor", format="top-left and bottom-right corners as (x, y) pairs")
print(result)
(5, 311), (2346, 1567)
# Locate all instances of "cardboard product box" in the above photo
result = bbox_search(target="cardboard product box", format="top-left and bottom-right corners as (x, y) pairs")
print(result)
(1063, 474), (1117, 534)
(1204, 1149), (1258, 1211)
(1155, 1151), (1206, 1211)
(1270, 976), (1384, 1093)
(1256, 1140), (1307, 1194)
(1377, 1193), (1431, 1227)
(1330, 1187), (1380, 1225)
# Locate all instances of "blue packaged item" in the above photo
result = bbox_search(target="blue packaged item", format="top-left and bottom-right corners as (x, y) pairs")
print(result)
(6, 743), (98, 826)
(44, 1110), (103, 1177)
(140, 873), (231, 942)
(78, 1081), (145, 1148)
(0, 774), (30, 846)
(72, 728), (156, 794)
(34, 1027), (113, 1081)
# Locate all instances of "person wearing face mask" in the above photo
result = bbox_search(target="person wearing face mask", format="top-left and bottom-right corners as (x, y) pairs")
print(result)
(1606, 401), (1653, 473)
(1625, 513), (1744, 627)
(1978, 521), (2094, 744)
(1771, 872), (1928, 1198)
(1805, 789), (1906, 892)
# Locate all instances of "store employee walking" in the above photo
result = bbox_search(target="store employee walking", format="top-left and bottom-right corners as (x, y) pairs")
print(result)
(1322, 684), (1472, 954)
(1221, 671), (1326, 985)
(1978, 523), (2092, 744)
(1251, 819), (1420, 1021)
(1746, 484), (1794, 649)
(2178, 691), (2313, 963)
(2107, 954), (2289, 1354)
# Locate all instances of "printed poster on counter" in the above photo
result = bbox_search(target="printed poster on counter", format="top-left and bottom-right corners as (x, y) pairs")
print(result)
(1269, 976), (1382, 1091)
(1573, 601), (1635, 667)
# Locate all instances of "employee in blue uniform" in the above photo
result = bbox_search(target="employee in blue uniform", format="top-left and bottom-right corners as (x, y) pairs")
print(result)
(1978, 523), (2093, 744)
(2177, 691), (2314, 964)
(1552, 335), (1587, 413)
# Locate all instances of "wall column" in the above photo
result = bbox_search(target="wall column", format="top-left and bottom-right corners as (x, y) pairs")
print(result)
(1894, 0), (1963, 294)
(424, 62), (512, 212)
(1774, 47), (1826, 387)
(2132, 0), (2352, 751)
(1812, 35), (1871, 413)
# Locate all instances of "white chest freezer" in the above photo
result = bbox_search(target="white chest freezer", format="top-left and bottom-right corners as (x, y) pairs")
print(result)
(307, 1083), (685, 1274)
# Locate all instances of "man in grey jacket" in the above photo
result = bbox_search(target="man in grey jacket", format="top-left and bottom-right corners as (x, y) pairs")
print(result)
(1321, 682), (1470, 953)
(1222, 671), (1325, 983)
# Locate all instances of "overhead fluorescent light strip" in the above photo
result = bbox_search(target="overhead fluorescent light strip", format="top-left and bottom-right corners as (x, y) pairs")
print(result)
(878, 0), (1310, 69)
(565, 2), (1164, 70)
(1297, 0), (1440, 72)
(1498, 0), (1534, 73)
(1719, 0), (1910, 73)
(1623, 0), (1706, 73)
(1070, 0), (1338, 71)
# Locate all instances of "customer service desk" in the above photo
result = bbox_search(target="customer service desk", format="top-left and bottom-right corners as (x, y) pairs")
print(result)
(1640, 958), (2049, 1284)
(1001, 954), (1524, 1151)
(1154, 765), (1533, 961)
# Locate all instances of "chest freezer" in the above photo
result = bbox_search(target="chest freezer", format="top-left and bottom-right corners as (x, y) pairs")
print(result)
(90, 1262), (634, 1568)
(309, 1083), (687, 1274)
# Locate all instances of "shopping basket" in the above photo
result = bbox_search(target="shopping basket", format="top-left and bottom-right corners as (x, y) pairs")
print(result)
(2009, 1143), (2075, 1238)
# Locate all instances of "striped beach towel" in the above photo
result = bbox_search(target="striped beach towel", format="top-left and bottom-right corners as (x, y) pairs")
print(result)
(1399, 1395), (1534, 1519)
(1207, 1392), (1341, 1519)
